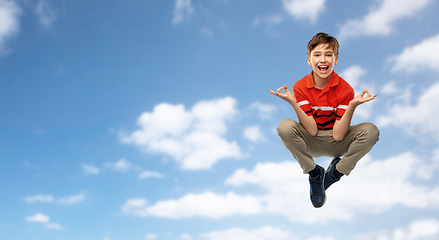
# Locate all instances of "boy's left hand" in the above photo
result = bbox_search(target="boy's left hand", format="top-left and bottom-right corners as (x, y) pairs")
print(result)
(350, 89), (377, 107)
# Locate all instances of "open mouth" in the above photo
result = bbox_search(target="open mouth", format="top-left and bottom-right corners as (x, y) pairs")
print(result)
(318, 66), (329, 71)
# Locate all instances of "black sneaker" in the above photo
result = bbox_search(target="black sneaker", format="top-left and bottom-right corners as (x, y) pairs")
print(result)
(324, 157), (342, 190)
(309, 165), (326, 208)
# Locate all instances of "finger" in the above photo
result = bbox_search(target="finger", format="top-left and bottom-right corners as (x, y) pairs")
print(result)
(365, 95), (377, 102)
(368, 95), (377, 101)
(283, 85), (290, 92)
(277, 86), (283, 92)
(360, 89), (368, 97)
(365, 89), (372, 97)
(268, 89), (277, 95)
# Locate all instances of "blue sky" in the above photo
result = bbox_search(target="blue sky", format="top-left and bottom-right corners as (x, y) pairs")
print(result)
(1, 0), (439, 239)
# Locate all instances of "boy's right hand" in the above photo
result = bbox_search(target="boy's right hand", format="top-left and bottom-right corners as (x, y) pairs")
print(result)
(269, 85), (297, 105)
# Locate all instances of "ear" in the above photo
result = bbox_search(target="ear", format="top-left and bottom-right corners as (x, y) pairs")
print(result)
(334, 55), (339, 65)
(307, 55), (311, 66)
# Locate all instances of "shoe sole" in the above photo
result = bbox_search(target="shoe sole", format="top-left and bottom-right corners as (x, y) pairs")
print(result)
(312, 194), (326, 208)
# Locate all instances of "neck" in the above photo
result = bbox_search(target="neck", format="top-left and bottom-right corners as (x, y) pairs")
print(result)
(313, 72), (332, 89)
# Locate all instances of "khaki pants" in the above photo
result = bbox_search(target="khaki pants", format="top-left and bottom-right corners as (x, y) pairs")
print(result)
(277, 119), (379, 175)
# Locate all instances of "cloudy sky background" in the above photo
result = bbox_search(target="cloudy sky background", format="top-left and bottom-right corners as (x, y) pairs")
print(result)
(1, 0), (439, 239)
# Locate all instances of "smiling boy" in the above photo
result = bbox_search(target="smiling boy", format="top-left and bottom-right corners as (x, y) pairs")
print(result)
(269, 32), (379, 208)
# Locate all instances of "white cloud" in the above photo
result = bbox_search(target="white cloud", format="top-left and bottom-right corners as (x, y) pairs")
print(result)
(122, 198), (147, 208)
(0, 0), (21, 53)
(408, 219), (439, 239)
(145, 234), (157, 239)
(354, 218), (439, 240)
(381, 82), (413, 107)
(340, 65), (366, 90)
(26, 213), (50, 223)
(138, 171), (164, 179)
(243, 125), (265, 143)
(34, 0), (56, 29)
(381, 81), (399, 95)
(390, 33), (439, 73)
(227, 152), (439, 223)
(433, 149), (439, 168)
(340, 66), (375, 119)
(172, 0), (194, 24)
(338, 0), (432, 40)
(202, 226), (295, 240)
(181, 233), (192, 240)
(82, 164), (100, 175)
(377, 81), (439, 139)
(25, 213), (63, 230)
(282, 0), (326, 23)
(121, 192), (263, 219)
(121, 151), (439, 224)
(85, 159), (142, 175)
(252, 14), (284, 27)
(249, 101), (277, 119)
(56, 192), (86, 205)
(45, 223), (63, 230)
(24, 194), (54, 203)
(225, 161), (325, 223)
(121, 97), (244, 170)
(24, 192), (85, 205)
(105, 158), (133, 172)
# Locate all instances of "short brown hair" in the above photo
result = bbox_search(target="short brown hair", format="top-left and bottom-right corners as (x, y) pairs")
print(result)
(307, 32), (339, 56)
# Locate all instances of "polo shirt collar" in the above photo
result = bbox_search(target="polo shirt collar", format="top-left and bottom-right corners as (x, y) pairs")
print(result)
(305, 70), (340, 91)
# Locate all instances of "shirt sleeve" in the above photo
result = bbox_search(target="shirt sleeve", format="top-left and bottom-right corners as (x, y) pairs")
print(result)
(336, 88), (354, 120)
(293, 84), (313, 116)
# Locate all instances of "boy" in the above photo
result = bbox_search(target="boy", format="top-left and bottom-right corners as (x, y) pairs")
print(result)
(269, 32), (379, 208)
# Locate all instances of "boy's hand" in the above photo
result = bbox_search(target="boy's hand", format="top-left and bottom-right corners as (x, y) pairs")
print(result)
(269, 85), (297, 104)
(350, 89), (377, 107)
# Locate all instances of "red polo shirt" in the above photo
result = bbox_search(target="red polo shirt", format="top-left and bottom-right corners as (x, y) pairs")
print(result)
(293, 71), (354, 130)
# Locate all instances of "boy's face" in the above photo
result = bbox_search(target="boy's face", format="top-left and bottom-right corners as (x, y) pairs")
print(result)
(307, 43), (338, 83)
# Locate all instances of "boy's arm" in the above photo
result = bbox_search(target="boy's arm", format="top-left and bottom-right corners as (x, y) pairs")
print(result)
(333, 89), (377, 141)
(269, 85), (318, 136)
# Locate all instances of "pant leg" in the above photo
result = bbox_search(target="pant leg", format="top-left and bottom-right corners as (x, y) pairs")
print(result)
(277, 119), (329, 174)
(327, 122), (380, 175)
